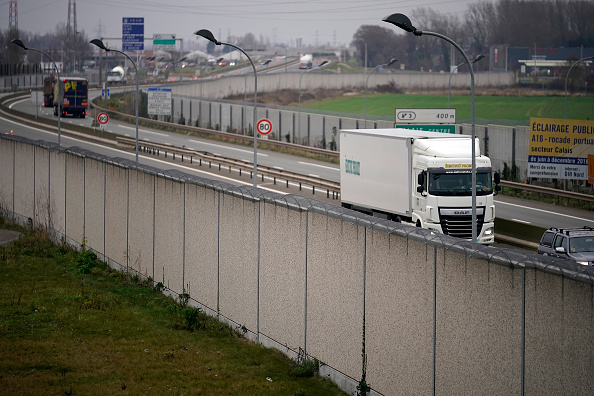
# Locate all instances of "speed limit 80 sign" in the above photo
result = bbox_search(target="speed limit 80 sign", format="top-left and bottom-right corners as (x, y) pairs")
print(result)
(256, 118), (272, 135)
(97, 112), (109, 125)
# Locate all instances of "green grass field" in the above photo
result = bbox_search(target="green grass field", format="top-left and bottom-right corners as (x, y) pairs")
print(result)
(302, 93), (594, 124)
(0, 221), (347, 396)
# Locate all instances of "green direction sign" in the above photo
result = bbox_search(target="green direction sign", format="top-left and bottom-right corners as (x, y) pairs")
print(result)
(396, 124), (456, 134)
(153, 34), (176, 48)
(153, 39), (175, 45)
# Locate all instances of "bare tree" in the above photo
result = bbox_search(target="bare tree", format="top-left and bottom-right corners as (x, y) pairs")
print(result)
(351, 25), (404, 68)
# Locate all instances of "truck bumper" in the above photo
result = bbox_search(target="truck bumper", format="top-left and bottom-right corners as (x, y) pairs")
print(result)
(424, 222), (495, 245)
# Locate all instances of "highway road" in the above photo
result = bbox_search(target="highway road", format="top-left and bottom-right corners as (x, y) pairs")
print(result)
(5, 91), (594, 235)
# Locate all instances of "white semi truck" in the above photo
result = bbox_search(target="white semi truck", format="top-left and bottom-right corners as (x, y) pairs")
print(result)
(340, 128), (500, 244)
(106, 66), (126, 84)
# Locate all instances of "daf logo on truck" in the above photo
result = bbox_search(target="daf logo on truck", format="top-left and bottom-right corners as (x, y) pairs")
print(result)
(339, 128), (501, 244)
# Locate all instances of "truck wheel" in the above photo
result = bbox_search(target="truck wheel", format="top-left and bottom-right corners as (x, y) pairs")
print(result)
(416, 220), (422, 228)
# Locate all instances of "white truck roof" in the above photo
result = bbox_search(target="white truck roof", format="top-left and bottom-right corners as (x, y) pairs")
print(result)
(340, 128), (482, 157)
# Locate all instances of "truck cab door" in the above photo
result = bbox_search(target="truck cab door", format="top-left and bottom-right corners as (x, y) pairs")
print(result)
(414, 170), (427, 217)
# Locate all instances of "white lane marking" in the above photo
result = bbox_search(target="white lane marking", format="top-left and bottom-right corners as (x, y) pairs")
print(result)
(511, 218), (531, 224)
(9, 98), (29, 108)
(118, 125), (169, 136)
(190, 139), (268, 156)
(298, 161), (339, 171)
(273, 166), (284, 170)
(496, 200), (594, 223)
(0, 115), (284, 193)
(308, 174), (320, 178)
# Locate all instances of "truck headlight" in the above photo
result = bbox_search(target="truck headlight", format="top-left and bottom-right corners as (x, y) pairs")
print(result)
(483, 227), (494, 237)
(576, 261), (589, 266)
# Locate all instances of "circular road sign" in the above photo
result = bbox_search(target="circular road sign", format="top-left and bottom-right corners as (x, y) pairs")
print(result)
(256, 118), (272, 135)
(97, 112), (109, 125)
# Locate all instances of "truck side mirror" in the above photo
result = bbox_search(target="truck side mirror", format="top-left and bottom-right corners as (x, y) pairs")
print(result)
(417, 172), (425, 194)
(493, 172), (501, 195)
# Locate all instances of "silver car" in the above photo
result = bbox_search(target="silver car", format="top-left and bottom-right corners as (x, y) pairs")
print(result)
(537, 227), (594, 266)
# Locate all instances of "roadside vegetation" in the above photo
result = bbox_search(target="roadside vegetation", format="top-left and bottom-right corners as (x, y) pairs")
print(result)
(0, 217), (346, 396)
(301, 91), (593, 124)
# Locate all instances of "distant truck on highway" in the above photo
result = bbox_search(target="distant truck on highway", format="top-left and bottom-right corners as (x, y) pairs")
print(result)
(299, 54), (313, 69)
(340, 129), (501, 244)
(42, 75), (56, 107)
(53, 77), (88, 118)
(106, 66), (127, 84)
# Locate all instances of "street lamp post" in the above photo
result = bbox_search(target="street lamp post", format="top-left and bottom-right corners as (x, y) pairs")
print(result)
(12, 39), (62, 145)
(384, 13), (479, 242)
(365, 58), (397, 128)
(565, 56), (594, 119)
(298, 60), (328, 145)
(195, 29), (259, 188)
(448, 55), (484, 108)
(90, 39), (139, 162)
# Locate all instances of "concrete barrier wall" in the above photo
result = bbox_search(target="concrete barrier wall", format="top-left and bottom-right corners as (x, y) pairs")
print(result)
(172, 71), (516, 100)
(1, 135), (592, 396)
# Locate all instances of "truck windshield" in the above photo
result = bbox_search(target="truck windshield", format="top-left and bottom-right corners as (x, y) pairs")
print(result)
(428, 171), (493, 196)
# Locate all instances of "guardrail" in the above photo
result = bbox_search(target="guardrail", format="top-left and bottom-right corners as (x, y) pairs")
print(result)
(116, 136), (341, 199)
(2, 92), (592, 211)
(499, 180), (594, 209)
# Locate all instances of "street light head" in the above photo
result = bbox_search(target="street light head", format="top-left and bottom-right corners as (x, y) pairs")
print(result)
(194, 29), (220, 45)
(11, 39), (28, 50)
(387, 58), (398, 66)
(473, 54), (486, 63)
(90, 39), (109, 51)
(383, 13), (416, 33)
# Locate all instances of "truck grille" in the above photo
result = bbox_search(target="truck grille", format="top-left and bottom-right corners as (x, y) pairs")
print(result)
(439, 207), (485, 239)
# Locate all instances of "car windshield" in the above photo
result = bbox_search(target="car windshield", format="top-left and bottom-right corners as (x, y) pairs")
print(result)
(569, 236), (594, 253)
(428, 171), (493, 196)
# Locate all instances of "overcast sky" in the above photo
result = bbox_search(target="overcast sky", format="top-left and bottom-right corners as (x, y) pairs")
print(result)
(5, 0), (479, 50)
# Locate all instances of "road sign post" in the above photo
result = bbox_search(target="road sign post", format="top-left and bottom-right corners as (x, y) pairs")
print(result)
(256, 118), (272, 136)
(397, 124), (456, 134)
(147, 88), (172, 117)
(395, 108), (457, 134)
(122, 17), (144, 52)
(98, 112), (109, 125)
(153, 34), (176, 50)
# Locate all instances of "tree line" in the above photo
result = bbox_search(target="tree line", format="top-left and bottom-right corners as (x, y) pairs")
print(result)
(2, 0), (592, 77)
(351, 0), (593, 72)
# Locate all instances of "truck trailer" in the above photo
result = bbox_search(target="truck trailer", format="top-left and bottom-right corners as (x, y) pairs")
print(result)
(53, 77), (88, 118)
(340, 128), (500, 244)
(299, 54), (313, 69)
(42, 76), (56, 107)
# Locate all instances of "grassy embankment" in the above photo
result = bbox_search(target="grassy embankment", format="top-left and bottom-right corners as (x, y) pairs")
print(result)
(0, 219), (346, 396)
(301, 94), (594, 124)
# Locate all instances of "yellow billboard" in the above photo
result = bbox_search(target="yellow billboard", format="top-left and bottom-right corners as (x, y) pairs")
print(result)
(528, 117), (594, 180)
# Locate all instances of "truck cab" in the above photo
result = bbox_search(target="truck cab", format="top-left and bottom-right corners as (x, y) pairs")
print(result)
(412, 138), (497, 243)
